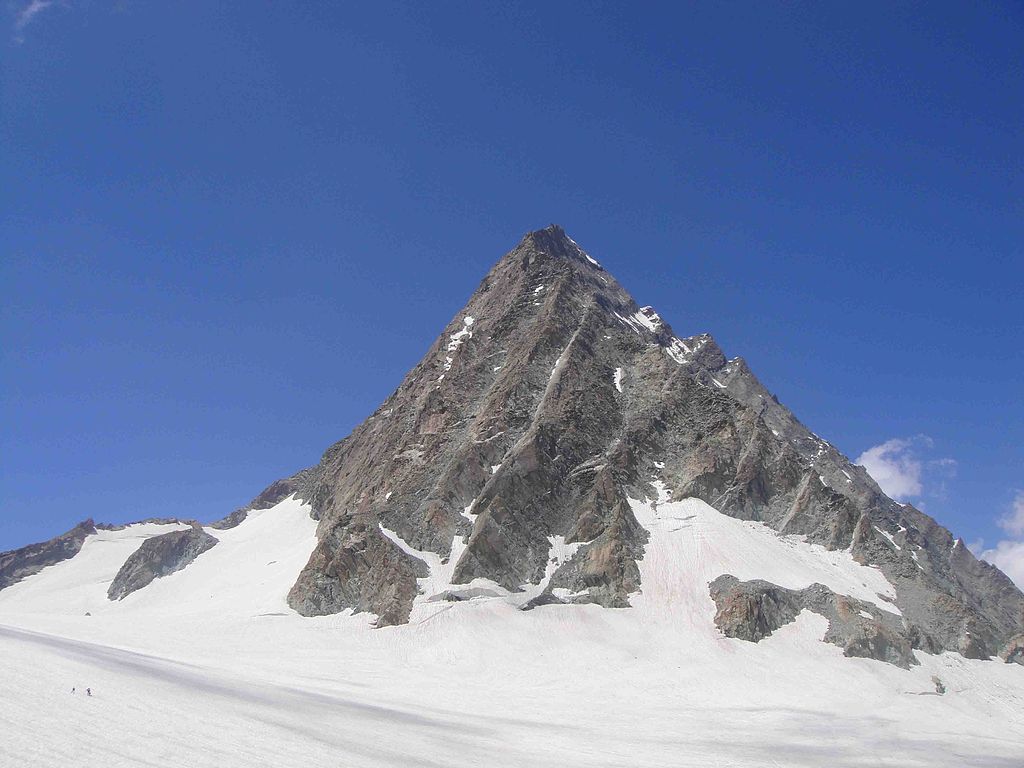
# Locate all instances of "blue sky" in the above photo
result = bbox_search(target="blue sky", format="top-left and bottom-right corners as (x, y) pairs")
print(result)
(1, 3), (1022, 579)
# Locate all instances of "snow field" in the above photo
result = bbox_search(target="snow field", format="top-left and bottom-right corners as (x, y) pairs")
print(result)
(1, 495), (1022, 767)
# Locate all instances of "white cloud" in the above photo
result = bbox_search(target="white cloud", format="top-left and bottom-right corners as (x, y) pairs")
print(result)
(856, 438), (924, 500)
(998, 490), (1024, 537)
(977, 491), (1024, 590)
(15, 0), (53, 30)
(980, 539), (1024, 590)
(855, 435), (956, 502)
(12, 0), (55, 42)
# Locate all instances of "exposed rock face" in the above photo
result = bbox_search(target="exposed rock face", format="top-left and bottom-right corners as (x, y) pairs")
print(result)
(709, 575), (918, 669)
(280, 225), (1024, 657)
(0, 520), (96, 591)
(286, 517), (425, 626)
(707, 575), (803, 643)
(107, 525), (219, 601)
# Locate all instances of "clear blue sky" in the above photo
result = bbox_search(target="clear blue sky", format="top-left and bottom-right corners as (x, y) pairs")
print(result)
(2, 3), (1022, 560)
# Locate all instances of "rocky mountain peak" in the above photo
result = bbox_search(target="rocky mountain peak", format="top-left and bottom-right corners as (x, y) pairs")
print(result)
(268, 227), (1023, 662)
(514, 224), (603, 270)
(2, 227), (1021, 671)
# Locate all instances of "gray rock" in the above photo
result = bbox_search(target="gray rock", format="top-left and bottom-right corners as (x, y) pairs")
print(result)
(286, 516), (427, 627)
(999, 634), (1024, 665)
(0, 519), (96, 591)
(521, 592), (567, 611)
(709, 575), (918, 669)
(107, 525), (219, 601)
(706, 575), (802, 642)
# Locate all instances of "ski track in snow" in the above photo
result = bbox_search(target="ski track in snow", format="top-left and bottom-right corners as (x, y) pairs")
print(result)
(1, 496), (1023, 767)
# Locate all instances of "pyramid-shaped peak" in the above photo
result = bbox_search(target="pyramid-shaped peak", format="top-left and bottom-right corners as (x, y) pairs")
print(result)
(2, 222), (1022, 720)
(518, 224), (603, 270)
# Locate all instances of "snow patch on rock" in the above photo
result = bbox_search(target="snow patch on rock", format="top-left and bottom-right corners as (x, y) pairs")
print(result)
(441, 316), (475, 378)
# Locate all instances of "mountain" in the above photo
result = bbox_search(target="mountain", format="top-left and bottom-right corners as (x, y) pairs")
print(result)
(273, 225), (1022, 658)
(1, 226), (1022, 767)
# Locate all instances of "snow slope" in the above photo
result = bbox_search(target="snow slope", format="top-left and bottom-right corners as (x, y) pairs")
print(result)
(1, 495), (1022, 767)
(0, 521), (190, 616)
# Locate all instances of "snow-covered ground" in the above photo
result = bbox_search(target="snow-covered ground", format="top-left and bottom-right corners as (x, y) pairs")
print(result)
(1, 495), (1022, 767)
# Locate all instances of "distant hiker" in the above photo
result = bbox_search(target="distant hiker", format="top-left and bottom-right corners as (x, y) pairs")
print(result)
(86, 688), (92, 697)
(71, 687), (75, 694)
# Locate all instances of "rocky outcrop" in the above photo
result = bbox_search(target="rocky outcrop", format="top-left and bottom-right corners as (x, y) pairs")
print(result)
(1000, 634), (1024, 665)
(96, 518), (199, 532)
(286, 518), (426, 627)
(709, 575), (918, 669)
(428, 587), (502, 602)
(707, 575), (803, 642)
(0, 519), (97, 591)
(107, 525), (219, 601)
(277, 225), (1024, 660)
(211, 467), (319, 530)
